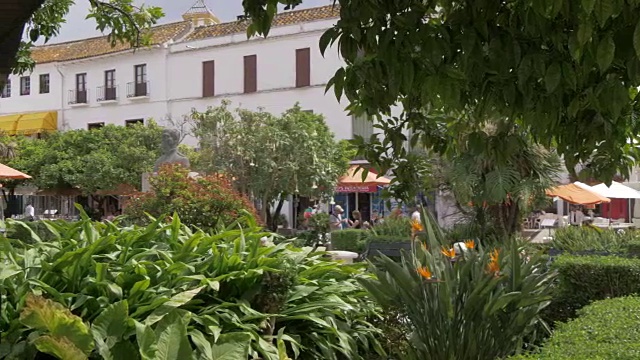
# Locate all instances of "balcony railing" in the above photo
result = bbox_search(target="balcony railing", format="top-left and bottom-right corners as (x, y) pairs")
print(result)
(68, 89), (88, 105)
(96, 85), (118, 102)
(127, 81), (149, 98)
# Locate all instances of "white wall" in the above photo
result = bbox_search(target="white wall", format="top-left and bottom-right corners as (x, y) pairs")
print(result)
(58, 47), (170, 130)
(168, 20), (351, 145)
(0, 63), (62, 114)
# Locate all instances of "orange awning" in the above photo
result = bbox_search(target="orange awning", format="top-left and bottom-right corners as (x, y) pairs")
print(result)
(338, 165), (391, 186)
(0, 163), (31, 179)
(546, 183), (610, 205)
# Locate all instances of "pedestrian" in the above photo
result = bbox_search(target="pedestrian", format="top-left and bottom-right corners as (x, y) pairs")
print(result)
(25, 202), (35, 221)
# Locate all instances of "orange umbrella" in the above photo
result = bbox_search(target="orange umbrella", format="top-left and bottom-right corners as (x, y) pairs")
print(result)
(546, 183), (610, 205)
(0, 163), (31, 179)
(338, 165), (391, 187)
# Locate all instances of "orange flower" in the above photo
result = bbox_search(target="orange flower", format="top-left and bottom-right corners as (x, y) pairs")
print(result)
(486, 249), (501, 275)
(441, 246), (456, 259)
(417, 266), (432, 279)
(411, 220), (424, 232)
(421, 242), (428, 251)
(464, 240), (475, 249)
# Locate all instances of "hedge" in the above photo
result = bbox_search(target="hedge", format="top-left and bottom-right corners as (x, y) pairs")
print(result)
(5, 220), (60, 243)
(544, 255), (640, 324)
(513, 296), (640, 359)
(330, 229), (367, 253)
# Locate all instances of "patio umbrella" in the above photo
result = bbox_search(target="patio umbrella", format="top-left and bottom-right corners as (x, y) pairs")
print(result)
(337, 165), (391, 212)
(546, 182), (610, 205)
(0, 163), (31, 221)
(590, 181), (640, 221)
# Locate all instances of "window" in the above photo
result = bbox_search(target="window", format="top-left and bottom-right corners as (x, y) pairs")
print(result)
(88, 122), (104, 130)
(296, 48), (311, 87)
(39, 74), (50, 94)
(202, 60), (215, 97)
(133, 64), (148, 97)
(104, 70), (116, 100)
(1, 80), (11, 98)
(125, 119), (143, 127)
(243, 55), (257, 93)
(20, 76), (30, 96)
(135, 64), (147, 84)
(75, 73), (87, 103)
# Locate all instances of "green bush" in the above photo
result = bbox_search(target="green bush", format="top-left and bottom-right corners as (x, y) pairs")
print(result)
(361, 211), (556, 359)
(513, 296), (640, 359)
(330, 229), (367, 253)
(544, 255), (640, 324)
(551, 226), (640, 253)
(0, 210), (384, 360)
(124, 164), (259, 230)
(366, 234), (412, 244)
(5, 220), (61, 243)
(371, 217), (412, 237)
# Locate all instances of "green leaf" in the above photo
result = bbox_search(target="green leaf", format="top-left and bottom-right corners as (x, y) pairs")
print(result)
(634, 19), (640, 58)
(577, 21), (593, 45)
(582, 0), (596, 14)
(594, 0), (614, 26)
(91, 300), (129, 360)
(144, 286), (204, 325)
(135, 321), (157, 360)
(154, 311), (193, 360)
(562, 63), (577, 90)
(34, 336), (88, 360)
(190, 330), (213, 360)
(545, 63), (562, 93)
(211, 333), (251, 360)
(596, 35), (615, 72)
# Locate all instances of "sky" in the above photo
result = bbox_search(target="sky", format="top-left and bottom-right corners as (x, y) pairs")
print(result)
(49, 0), (333, 43)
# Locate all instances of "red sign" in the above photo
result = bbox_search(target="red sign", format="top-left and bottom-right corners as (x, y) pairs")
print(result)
(335, 185), (378, 193)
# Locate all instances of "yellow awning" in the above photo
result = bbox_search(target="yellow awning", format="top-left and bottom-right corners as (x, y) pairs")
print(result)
(15, 112), (57, 135)
(0, 114), (20, 135)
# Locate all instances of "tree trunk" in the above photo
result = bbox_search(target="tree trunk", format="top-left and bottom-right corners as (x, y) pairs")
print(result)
(269, 196), (285, 231)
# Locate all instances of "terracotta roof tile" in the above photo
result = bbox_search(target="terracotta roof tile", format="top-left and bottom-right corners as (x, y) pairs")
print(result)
(32, 21), (191, 64)
(185, 5), (339, 42)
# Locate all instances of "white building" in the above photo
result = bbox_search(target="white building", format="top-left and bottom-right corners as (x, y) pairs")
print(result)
(0, 3), (372, 144)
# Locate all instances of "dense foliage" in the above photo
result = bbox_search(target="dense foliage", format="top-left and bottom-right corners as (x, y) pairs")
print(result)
(513, 296), (640, 360)
(10, 122), (162, 194)
(243, 0), (640, 191)
(359, 213), (555, 359)
(551, 226), (640, 253)
(124, 164), (258, 230)
(190, 101), (351, 229)
(545, 255), (640, 324)
(0, 211), (384, 359)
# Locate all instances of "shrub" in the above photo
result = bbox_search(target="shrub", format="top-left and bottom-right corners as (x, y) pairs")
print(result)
(551, 226), (639, 253)
(513, 296), (640, 359)
(360, 211), (556, 359)
(124, 164), (259, 230)
(330, 229), (367, 253)
(0, 210), (384, 359)
(370, 217), (412, 237)
(366, 234), (412, 244)
(5, 220), (62, 243)
(544, 255), (640, 324)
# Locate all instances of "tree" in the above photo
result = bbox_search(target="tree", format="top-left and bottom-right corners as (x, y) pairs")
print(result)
(10, 122), (162, 195)
(190, 101), (351, 230)
(243, 0), (640, 193)
(3, 0), (163, 77)
(444, 121), (561, 238)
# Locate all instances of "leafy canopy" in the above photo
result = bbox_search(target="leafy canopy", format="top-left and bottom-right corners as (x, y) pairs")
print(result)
(243, 0), (640, 184)
(190, 101), (351, 213)
(15, 0), (164, 74)
(10, 122), (162, 194)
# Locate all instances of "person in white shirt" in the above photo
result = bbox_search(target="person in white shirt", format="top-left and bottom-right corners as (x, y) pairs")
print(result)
(25, 203), (35, 221)
(411, 205), (422, 223)
(569, 206), (584, 226)
(329, 205), (348, 231)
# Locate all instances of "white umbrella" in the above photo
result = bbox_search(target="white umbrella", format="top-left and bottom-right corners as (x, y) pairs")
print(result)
(591, 181), (640, 199)
(590, 181), (640, 221)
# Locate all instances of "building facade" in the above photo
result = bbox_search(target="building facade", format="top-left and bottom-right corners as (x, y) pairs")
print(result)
(0, 3), (374, 145)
